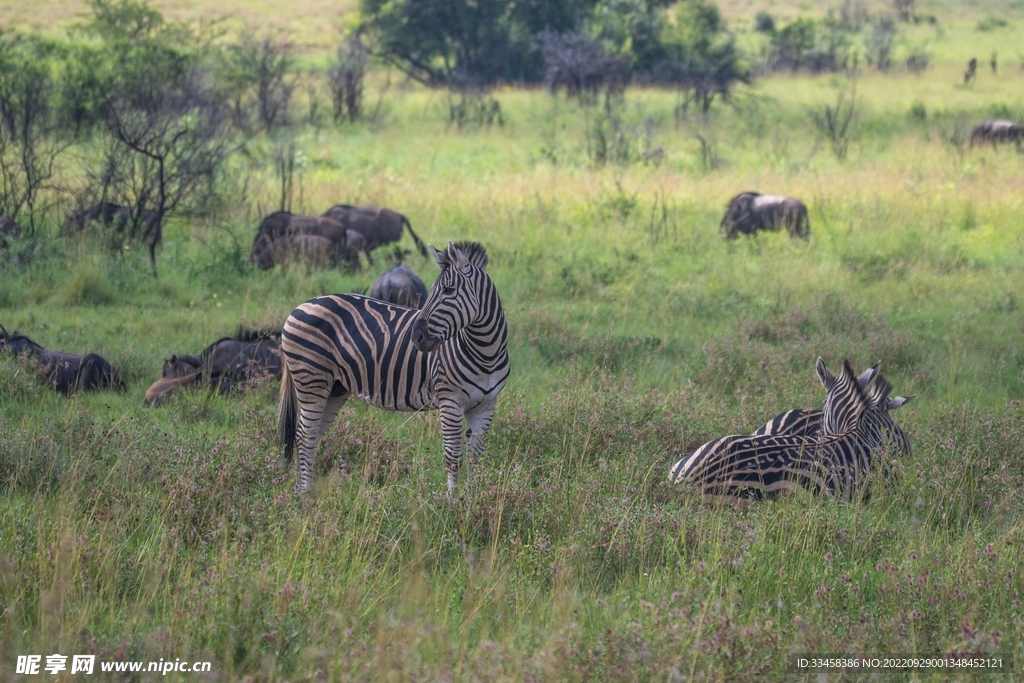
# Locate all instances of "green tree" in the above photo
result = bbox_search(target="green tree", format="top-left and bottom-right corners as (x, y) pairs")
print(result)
(359, 0), (602, 85)
(658, 0), (750, 113)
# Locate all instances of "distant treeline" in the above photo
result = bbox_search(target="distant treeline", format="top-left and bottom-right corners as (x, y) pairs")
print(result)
(0, 0), (934, 261)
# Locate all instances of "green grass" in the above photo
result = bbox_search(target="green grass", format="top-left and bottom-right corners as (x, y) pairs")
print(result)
(3, 2), (1024, 681)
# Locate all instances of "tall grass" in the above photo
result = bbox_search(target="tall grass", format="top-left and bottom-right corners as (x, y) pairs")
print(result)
(2, 16), (1024, 681)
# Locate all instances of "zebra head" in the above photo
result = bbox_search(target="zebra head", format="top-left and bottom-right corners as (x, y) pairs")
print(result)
(819, 358), (874, 435)
(411, 241), (490, 353)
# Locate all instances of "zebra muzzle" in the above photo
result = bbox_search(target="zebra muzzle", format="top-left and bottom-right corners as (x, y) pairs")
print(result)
(411, 318), (440, 353)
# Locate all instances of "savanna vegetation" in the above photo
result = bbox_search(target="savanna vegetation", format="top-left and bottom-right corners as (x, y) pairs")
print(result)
(2, 0), (1024, 679)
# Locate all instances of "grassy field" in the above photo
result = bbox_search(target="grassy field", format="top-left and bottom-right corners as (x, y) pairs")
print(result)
(3, 1), (1024, 681)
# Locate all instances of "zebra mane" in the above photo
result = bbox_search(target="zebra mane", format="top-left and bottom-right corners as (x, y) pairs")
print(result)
(233, 327), (280, 343)
(450, 241), (489, 271)
(0, 327), (43, 349)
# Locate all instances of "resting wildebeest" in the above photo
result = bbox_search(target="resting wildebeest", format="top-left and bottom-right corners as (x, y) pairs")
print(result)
(250, 212), (364, 269)
(719, 192), (810, 239)
(370, 262), (429, 309)
(0, 216), (21, 248)
(143, 372), (201, 406)
(64, 202), (162, 262)
(321, 205), (427, 257)
(0, 325), (124, 394)
(969, 120), (1024, 148)
(163, 330), (281, 390)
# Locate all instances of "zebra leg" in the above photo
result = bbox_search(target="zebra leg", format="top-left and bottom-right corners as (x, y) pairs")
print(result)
(317, 392), (350, 443)
(438, 398), (466, 494)
(464, 398), (498, 461)
(296, 389), (350, 493)
(293, 389), (332, 493)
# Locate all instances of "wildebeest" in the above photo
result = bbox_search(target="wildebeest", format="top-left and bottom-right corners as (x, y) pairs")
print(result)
(143, 372), (200, 406)
(254, 234), (337, 271)
(163, 330), (281, 390)
(719, 192), (810, 239)
(969, 120), (1024, 148)
(64, 202), (162, 261)
(0, 216), (21, 248)
(370, 262), (429, 309)
(0, 325), (124, 394)
(250, 212), (364, 269)
(321, 205), (427, 257)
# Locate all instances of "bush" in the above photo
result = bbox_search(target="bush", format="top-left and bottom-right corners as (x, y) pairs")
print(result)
(976, 16), (1009, 31)
(59, 255), (115, 306)
(763, 17), (852, 74)
(754, 11), (775, 33)
(905, 45), (931, 73)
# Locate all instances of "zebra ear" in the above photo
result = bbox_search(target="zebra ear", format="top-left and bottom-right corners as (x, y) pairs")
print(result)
(815, 357), (835, 390)
(887, 394), (914, 411)
(447, 240), (472, 273)
(429, 244), (452, 270)
(856, 361), (881, 390)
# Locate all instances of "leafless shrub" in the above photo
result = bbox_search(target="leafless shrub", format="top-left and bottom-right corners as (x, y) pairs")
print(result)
(905, 46), (931, 74)
(329, 37), (368, 124)
(892, 0), (916, 22)
(946, 117), (969, 163)
(0, 40), (68, 234)
(224, 34), (295, 131)
(271, 139), (305, 212)
(446, 71), (503, 129)
(70, 69), (236, 268)
(865, 17), (897, 71)
(810, 81), (857, 160)
(838, 0), (870, 30)
(678, 112), (720, 172)
(534, 29), (623, 106)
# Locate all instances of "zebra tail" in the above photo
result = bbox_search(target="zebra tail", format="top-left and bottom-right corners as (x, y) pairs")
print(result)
(278, 361), (297, 462)
(401, 215), (427, 257)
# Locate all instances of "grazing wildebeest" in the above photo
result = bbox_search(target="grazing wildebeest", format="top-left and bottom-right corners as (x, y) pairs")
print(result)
(969, 120), (1024, 148)
(321, 205), (427, 257)
(253, 231), (365, 271)
(370, 262), (429, 309)
(143, 372), (200, 406)
(719, 192), (810, 239)
(250, 212), (364, 269)
(64, 202), (162, 261)
(163, 330), (281, 390)
(0, 216), (21, 248)
(0, 325), (124, 394)
(253, 234), (338, 271)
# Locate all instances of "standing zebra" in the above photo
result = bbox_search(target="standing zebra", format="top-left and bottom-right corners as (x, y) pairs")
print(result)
(754, 361), (913, 455)
(278, 241), (510, 493)
(670, 359), (893, 500)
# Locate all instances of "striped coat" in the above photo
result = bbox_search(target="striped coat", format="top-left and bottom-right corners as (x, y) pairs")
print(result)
(279, 241), (510, 493)
(671, 359), (893, 500)
(754, 361), (912, 455)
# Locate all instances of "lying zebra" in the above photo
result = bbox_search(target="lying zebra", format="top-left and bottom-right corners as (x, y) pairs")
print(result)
(754, 361), (913, 456)
(670, 359), (897, 501)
